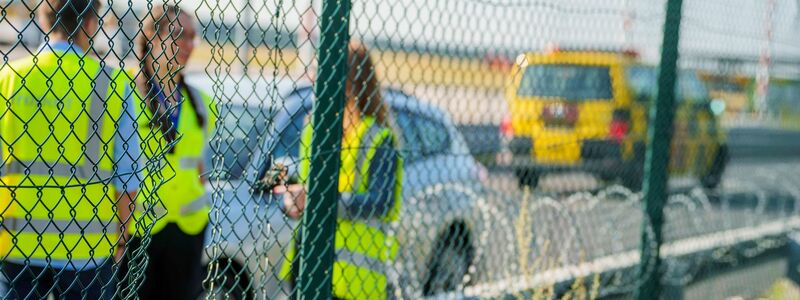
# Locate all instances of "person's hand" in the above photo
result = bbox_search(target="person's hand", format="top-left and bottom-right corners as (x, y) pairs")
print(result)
(114, 246), (125, 263)
(259, 164), (289, 190)
(278, 184), (306, 219)
(114, 239), (127, 263)
(114, 226), (131, 263)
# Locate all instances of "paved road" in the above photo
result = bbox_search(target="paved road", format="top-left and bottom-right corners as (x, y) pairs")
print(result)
(465, 158), (800, 296)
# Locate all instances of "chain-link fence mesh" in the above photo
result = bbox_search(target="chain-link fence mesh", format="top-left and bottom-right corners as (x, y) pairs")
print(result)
(0, 0), (197, 299)
(1, 0), (799, 299)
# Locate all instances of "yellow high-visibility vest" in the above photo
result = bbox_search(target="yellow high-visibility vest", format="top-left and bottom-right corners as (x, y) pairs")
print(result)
(133, 84), (217, 236)
(281, 116), (403, 300)
(0, 51), (131, 263)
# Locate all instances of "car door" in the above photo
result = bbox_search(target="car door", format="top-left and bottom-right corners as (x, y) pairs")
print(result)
(390, 107), (478, 199)
(679, 71), (715, 176)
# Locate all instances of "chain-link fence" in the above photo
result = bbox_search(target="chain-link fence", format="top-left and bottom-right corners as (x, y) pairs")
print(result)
(2, 0), (800, 299)
(0, 1), (197, 299)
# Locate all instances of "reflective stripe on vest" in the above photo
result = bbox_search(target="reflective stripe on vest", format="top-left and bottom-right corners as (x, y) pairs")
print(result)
(0, 66), (113, 181)
(336, 248), (385, 274)
(180, 157), (201, 169)
(136, 195), (208, 217)
(352, 123), (386, 193)
(2, 217), (112, 234)
(180, 195), (209, 215)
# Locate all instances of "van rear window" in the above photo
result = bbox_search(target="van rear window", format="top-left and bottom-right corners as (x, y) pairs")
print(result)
(517, 64), (613, 101)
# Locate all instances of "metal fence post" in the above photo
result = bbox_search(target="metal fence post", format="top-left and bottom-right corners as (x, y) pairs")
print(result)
(636, 0), (684, 299)
(296, 0), (350, 298)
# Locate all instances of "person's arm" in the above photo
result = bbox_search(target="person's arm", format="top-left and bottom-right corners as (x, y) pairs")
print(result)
(198, 89), (218, 185)
(338, 138), (399, 219)
(112, 83), (142, 249)
(114, 190), (136, 244)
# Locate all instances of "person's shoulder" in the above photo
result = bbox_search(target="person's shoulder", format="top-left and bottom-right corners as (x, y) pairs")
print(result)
(0, 55), (38, 77)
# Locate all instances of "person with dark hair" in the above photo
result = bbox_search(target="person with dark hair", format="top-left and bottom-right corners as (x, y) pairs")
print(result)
(277, 41), (403, 300)
(122, 4), (217, 299)
(0, 0), (140, 299)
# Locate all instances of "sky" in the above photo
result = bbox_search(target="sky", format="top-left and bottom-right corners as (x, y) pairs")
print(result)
(125, 0), (799, 63)
(2, 0), (796, 71)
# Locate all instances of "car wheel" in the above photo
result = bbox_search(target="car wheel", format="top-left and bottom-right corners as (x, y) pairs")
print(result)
(701, 144), (728, 190)
(203, 259), (252, 300)
(622, 161), (644, 192)
(516, 169), (540, 189)
(623, 145), (646, 191)
(597, 171), (617, 183)
(422, 225), (474, 296)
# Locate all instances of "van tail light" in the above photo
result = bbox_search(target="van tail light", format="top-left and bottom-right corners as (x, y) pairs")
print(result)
(610, 109), (631, 143)
(500, 115), (514, 138)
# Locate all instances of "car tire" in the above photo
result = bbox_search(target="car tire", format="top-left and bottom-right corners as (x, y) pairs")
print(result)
(622, 144), (646, 191)
(422, 225), (474, 296)
(203, 259), (252, 300)
(701, 144), (728, 190)
(598, 171), (617, 183)
(622, 169), (643, 191)
(516, 169), (540, 189)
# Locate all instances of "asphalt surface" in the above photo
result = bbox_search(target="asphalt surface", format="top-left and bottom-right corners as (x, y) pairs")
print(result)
(467, 156), (800, 297)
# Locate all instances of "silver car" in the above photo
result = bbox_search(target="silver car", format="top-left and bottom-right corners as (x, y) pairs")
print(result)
(191, 74), (491, 299)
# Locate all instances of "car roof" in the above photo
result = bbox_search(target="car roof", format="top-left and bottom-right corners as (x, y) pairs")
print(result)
(521, 51), (634, 66)
(288, 84), (450, 122)
(186, 72), (452, 123)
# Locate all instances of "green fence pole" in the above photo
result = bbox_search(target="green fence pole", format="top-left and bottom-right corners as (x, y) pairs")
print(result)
(635, 0), (684, 299)
(296, 0), (350, 298)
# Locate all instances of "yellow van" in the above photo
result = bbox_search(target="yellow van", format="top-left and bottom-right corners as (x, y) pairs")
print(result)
(500, 50), (728, 190)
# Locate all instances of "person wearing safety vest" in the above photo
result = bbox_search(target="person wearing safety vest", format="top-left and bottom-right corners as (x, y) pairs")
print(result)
(121, 5), (217, 299)
(0, 0), (141, 298)
(277, 41), (403, 300)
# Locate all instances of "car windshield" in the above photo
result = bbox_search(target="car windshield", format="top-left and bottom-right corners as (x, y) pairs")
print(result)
(258, 88), (455, 180)
(625, 66), (710, 102)
(517, 64), (613, 101)
(270, 88), (312, 159)
(767, 82), (800, 113)
(206, 104), (270, 181)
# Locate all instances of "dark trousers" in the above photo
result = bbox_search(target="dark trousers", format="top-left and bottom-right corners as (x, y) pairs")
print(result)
(122, 222), (206, 300)
(0, 260), (114, 299)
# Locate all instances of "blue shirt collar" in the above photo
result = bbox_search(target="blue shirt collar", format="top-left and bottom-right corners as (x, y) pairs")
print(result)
(38, 41), (85, 56)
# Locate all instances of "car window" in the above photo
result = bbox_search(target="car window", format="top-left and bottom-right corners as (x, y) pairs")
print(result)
(207, 104), (269, 180)
(394, 109), (450, 162)
(767, 82), (800, 114)
(679, 71), (710, 102)
(416, 115), (450, 157)
(394, 110), (423, 162)
(625, 66), (658, 102)
(273, 112), (306, 158)
(518, 64), (614, 101)
(272, 89), (312, 159)
(625, 66), (710, 103)
(265, 90), (451, 168)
